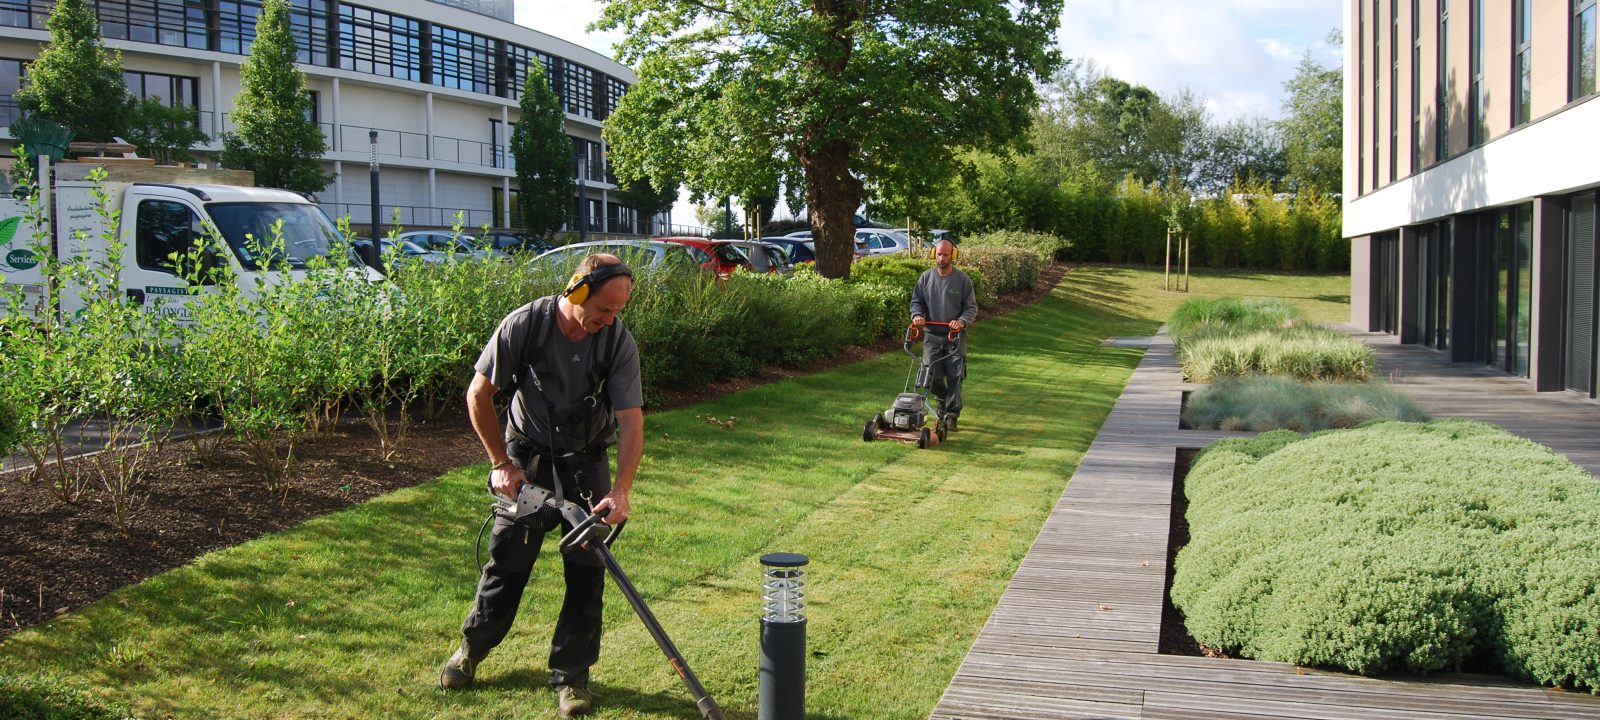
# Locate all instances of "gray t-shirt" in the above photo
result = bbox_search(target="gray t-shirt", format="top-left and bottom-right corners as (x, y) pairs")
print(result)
(475, 296), (643, 452)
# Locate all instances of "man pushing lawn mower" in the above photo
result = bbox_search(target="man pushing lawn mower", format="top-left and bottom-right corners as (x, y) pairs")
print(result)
(910, 240), (977, 432)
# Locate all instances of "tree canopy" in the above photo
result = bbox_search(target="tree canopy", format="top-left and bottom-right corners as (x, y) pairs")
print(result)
(220, 0), (332, 193)
(596, 0), (1063, 278)
(15, 0), (130, 143)
(1280, 49), (1343, 195)
(510, 59), (574, 240)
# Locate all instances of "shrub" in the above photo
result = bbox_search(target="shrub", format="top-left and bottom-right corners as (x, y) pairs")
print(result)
(959, 229), (1072, 264)
(1181, 375), (1429, 432)
(959, 246), (1040, 299)
(1172, 420), (1600, 690)
(0, 672), (134, 720)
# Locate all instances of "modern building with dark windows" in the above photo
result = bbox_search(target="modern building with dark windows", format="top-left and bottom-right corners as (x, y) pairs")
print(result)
(0, 0), (669, 236)
(1346, 0), (1600, 399)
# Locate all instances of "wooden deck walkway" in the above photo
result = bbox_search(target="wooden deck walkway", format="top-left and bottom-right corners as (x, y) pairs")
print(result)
(930, 330), (1600, 720)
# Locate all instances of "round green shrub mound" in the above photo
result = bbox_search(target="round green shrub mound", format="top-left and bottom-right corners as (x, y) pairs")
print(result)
(1172, 419), (1600, 690)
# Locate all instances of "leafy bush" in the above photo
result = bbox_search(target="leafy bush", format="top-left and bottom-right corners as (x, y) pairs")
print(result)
(1182, 375), (1429, 432)
(1173, 420), (1600, 690)
(959, 229), (1072, 264)
(958, 246), (1040, 300)
(0, 672), (134, 720)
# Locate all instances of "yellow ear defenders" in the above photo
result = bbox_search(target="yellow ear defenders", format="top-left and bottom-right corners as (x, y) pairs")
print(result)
(562, 260), (635, 305)
(930, 245), (958, 261)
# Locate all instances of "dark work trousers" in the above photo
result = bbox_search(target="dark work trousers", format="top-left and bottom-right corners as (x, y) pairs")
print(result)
(459, 444), (614, 689)
(922, 334), (967, 420)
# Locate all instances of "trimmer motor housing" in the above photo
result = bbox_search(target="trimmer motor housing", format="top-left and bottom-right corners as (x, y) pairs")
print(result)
(885, 393), (928, 430)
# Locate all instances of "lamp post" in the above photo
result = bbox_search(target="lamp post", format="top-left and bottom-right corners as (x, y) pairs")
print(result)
(367, 130), (381, 268)
(576, 150), (588, 242)
(759, 552), (807, 720)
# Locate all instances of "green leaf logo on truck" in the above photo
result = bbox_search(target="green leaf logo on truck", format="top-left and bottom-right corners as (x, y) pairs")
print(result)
(0, 217), (37, 271)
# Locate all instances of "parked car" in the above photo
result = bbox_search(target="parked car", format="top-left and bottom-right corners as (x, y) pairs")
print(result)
(395, 230), (510, 261)
(782, 230), (813, 239)
(351, 236), (450, 265)
(531, 239), (709, 273)
(891, 228), (956, 246)
(855, 228), (911, 256)
(759, 237), (816, 264)
(721, 239), (792, 274)
(480, 230), (554, 255)
(657, 237), (757, 276)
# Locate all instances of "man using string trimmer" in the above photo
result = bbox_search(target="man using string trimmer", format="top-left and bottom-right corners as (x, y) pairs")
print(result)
(440, 253), (642, 718)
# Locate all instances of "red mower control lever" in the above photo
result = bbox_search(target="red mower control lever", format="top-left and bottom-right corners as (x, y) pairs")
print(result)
(908, 320), (963, 342)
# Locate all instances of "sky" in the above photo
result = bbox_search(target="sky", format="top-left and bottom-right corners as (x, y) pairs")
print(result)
(513, 0), (1344, 222)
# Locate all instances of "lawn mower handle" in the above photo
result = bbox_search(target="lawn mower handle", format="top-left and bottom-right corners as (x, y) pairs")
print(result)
(907, 320), (962, 342)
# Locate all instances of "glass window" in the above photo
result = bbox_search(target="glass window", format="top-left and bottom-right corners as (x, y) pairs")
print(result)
(96, 0), (209, 50)
(337, 5), (422, 82)
(136, 199), (198, 273)
(431, 25), (495, 94)
(0, 58), (22, 128)
(218, 0), (332, 66)
(1390, 0), (1398, 181)
(564, 62), (594, 118)
(1437, 0), (1449, 161)
(1577, 0), (1598, 99)
(1411, 0), (1421, 170)
(1, 0), (49, 29)
(206, 201), (341, 270)
(505, 44), (557, 100)
(124, 71), (200, 108)
(1513, 0), (1533, 127)
(605, 76), (627, 118)
(1470, 0), (1486, 145)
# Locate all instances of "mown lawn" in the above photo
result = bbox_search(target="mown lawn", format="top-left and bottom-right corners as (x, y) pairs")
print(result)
(0, 267), (1348, 719)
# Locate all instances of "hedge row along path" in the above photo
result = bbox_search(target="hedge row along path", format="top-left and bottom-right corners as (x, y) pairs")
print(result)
(932, 324), (1600, 719)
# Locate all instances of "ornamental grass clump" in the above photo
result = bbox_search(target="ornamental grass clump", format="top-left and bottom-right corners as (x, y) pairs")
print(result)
(1172, 419), (1600, 691)
(1182, 375), (1428, 431)
(1168, 296), (1301, 342)
(1180, 324), (1375, 382)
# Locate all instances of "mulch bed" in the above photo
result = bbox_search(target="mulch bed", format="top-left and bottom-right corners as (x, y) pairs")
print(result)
(0, 263), (1071, 640)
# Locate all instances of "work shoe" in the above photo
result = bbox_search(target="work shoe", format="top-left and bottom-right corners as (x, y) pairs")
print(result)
(556, 685), (594, 717)
(946, 416), (958, 432)
(438, 646), (478, 690)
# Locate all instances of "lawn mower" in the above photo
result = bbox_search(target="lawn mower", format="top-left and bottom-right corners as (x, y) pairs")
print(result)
(862, 321), (962, 449)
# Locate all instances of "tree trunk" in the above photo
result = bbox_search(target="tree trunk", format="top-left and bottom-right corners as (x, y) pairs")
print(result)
(803, 139), (863, 279)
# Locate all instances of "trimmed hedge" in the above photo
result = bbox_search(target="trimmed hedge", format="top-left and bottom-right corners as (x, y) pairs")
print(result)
(1182, 375), (1430, 432)
(1172, 420), (1600, 691)
(959, 229), (1072, 264)
(0, 673), (134, 720)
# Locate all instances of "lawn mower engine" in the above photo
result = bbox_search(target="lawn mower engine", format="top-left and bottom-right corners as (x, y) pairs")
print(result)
(885, 392), (929, 430)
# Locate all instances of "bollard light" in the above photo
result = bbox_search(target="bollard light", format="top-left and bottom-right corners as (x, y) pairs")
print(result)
(759, 552), (807, 720)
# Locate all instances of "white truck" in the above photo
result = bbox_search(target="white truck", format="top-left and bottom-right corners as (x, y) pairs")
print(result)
(0, 160), (378, 323)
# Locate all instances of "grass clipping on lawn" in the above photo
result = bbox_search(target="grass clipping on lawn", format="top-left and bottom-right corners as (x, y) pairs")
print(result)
(1171, 419), (1600, 691)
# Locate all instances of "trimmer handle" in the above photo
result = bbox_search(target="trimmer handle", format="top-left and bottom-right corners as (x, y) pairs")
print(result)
(908, 320), (962, 342)
(559, 505), (613, 553)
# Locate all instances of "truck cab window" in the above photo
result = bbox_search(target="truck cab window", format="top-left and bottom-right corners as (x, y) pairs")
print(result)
(136, 199), (196, 273)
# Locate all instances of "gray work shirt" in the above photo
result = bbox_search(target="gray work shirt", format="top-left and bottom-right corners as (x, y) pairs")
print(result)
(475, 296), (643, 452)
(910, 267), (978, 355)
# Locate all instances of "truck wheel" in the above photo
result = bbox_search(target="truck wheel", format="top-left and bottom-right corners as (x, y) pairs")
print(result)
(863, 418), (877, 442)
(918, 427), (931, 449)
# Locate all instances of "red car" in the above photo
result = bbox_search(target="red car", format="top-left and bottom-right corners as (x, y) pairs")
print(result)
(656, 237), (758, 277)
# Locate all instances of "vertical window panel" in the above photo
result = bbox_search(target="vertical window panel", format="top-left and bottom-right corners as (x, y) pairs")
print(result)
(338, 5), (422, 82)
(1576, 0), (1598, 99)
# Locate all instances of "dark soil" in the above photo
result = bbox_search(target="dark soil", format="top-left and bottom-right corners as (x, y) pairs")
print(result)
(0, 263), (1073, 640)
(1159, 446), (1231, 659)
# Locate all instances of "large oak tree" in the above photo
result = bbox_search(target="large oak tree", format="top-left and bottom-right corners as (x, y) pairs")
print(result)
(596, 0), (1063, 278)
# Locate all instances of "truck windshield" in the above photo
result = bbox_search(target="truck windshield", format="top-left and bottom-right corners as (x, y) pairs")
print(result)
(207, 201), (342, 271)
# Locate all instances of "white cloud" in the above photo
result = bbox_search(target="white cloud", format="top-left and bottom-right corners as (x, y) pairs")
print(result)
(1056, 0), (1341, 120)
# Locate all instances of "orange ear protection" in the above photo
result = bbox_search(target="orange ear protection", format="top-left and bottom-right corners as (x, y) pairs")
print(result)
(562, 260), (634, 305)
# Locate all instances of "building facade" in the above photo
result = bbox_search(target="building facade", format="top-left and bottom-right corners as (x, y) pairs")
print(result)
(1346, 0), (1600, 399)
(0, 0), (673, 236)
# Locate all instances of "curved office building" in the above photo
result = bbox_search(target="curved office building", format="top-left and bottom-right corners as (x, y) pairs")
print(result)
(0, 0), (665, 237)
(1346, 0), (1600, 400)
